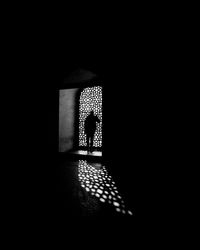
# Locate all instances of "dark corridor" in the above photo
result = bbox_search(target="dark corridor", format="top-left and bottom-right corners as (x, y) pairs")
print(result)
(42, 40), (172, 227)
(57, 71), (135, 219)
(5, 20), (182, 241)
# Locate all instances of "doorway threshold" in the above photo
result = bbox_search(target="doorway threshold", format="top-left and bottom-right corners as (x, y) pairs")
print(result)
(74, 150), (102, 157)
(65, 150), (103, 162)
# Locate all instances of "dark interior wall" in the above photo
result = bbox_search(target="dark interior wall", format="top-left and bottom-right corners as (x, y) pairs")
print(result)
(102, 71), (158, 214)
(103, 77), (138, 206)
(59, 88), (79, 152)
(63, 69), (96, 85)
(102, 61), (173, 217)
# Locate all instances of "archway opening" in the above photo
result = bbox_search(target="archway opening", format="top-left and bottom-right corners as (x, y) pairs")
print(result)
(78, 86), (103, 156)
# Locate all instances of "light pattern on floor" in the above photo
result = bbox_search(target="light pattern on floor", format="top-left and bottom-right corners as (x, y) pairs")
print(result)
(78, 160), (133, 216)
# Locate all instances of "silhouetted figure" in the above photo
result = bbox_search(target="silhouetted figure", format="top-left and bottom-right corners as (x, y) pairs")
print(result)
(85, 111), (100, 153)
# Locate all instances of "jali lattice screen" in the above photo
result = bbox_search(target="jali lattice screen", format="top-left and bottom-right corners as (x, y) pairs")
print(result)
(79, 86), (102, 148)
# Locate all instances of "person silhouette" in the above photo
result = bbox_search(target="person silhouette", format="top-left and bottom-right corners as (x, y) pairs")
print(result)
(85, 111), (100, 153)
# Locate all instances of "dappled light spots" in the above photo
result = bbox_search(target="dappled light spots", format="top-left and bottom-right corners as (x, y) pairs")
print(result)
(113, 202), (120, 207)
(97, 189), (103, 194)
(78, 160), (133, 216)
(128, 210), (133, 216)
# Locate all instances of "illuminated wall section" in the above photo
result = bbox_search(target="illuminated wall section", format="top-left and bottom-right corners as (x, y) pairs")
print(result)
(79, 86), (102, 148)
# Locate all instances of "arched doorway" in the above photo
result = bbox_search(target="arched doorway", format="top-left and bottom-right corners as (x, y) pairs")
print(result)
(78, 86), (103, 154)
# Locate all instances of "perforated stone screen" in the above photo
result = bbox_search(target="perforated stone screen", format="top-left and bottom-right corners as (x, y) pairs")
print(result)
(79, 86), (102, 148)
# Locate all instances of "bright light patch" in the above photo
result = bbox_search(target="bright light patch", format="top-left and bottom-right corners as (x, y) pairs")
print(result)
(128, 210), (133, 216)
(113, 202), (120, 207)
(76, 150), (102, 156)
(97, 189), (103, 194)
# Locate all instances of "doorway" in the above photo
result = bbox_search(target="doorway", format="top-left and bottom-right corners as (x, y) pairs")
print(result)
(78, 86), (103, 156)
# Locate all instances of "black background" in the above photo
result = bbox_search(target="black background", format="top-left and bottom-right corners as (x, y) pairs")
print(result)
(2, 13), (188, 241)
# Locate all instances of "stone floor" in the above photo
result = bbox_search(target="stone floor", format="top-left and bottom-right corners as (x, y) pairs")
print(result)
(55, 157), (134, 219)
